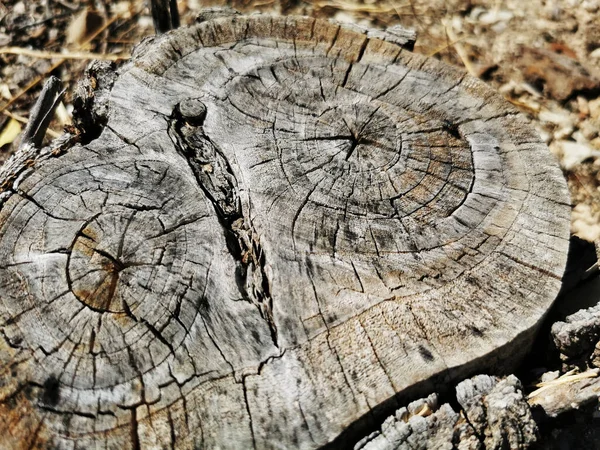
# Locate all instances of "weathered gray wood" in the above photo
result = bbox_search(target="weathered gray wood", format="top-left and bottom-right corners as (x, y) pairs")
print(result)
(529, 368), (600, 418)
(19, 76), (64, 149)
(0, 13), (570, 449)
(552, 302), (600, 365)
(356, 375), (537, 450)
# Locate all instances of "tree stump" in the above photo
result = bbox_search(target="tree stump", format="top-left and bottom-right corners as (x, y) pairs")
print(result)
(0, 12), (571, 450)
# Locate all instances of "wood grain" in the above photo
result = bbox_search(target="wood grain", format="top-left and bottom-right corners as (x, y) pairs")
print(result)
(0, 13), (570, 449)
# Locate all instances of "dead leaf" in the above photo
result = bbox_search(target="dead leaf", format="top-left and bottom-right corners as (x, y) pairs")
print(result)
(54, 102), (71, 126)
(0, 84), (12, 101)
(517, 47), (600, 102)
(66, 8), (105, 48)
(0, 119), (22, 147)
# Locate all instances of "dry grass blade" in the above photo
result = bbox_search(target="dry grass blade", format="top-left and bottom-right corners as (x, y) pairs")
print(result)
(313, 0), (405, 14)
(0, 47), (130, 61)
(0, 58), (65, 115)
(505, 97), (541, 114)
(443, 21), (477, 78)
(2, 111), (61, 138)
(389, 0), (424, 21)
(527, 368), (599, 399)
(414, 403), (433, 417)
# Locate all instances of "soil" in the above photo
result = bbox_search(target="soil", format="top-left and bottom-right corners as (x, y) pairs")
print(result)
(2, 0), (600, 448)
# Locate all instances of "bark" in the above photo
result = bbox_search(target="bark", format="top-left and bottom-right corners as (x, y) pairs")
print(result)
(552, 302), (600, 364)
(355, 375), (538, 450)
(0, 12), (570, 450)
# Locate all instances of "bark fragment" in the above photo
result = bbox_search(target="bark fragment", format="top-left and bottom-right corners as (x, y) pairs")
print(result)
(355, 375), (537, 450)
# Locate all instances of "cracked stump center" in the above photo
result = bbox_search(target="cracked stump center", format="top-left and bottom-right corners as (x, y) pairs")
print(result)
(68, 211), (137, 313)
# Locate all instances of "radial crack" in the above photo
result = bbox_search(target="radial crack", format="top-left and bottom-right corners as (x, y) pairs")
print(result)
(168, 108), (279, 348)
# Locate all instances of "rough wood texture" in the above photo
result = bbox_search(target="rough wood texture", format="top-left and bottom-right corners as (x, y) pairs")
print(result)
(355, 375), (537, 450)
(529, 369), (600, 418)
(0, 13), (570, 449)
(19, 76), (64, 149)
(552, 301), (600, 371)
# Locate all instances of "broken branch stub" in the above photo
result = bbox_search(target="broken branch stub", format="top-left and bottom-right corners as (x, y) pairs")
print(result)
(150, 0), (180, 34)
(19, 76), (64, 149)
(0, 14), (570, 449)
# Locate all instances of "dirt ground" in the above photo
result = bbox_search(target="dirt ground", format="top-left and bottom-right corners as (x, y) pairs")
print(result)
(2, 0), (600, 447)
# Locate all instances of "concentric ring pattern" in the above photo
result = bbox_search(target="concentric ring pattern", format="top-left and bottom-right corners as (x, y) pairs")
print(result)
(0, 13), (569, 450)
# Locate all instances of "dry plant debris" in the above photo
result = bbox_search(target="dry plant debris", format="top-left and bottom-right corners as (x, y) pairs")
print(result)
(2, 0), (600, 448)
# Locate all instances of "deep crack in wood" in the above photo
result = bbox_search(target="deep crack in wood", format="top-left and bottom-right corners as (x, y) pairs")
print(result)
(0, 13), (570, 450)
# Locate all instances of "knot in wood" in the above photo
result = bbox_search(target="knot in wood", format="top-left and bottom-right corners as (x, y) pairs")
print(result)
(177, 98), (207, 126)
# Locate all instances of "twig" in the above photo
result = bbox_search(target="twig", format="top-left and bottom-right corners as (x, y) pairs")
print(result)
(150, 0), (180, 34)
(504, 97), (540, 114)
(109, 8), (147, 45)
(391, 0), (424, 26)
(314, 0), (404, 13)
(14, 12), (72, 31)
(0, 47), (130, 61)
(247, 0), (275, 6)
(0, 59), (65, 115)
(19, 77), (65, 148)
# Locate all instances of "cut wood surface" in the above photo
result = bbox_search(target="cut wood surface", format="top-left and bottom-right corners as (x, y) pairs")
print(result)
(0, 12), (571, 449)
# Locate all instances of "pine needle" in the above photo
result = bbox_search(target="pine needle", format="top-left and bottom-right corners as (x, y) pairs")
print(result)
(528, 368), (599, 400)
